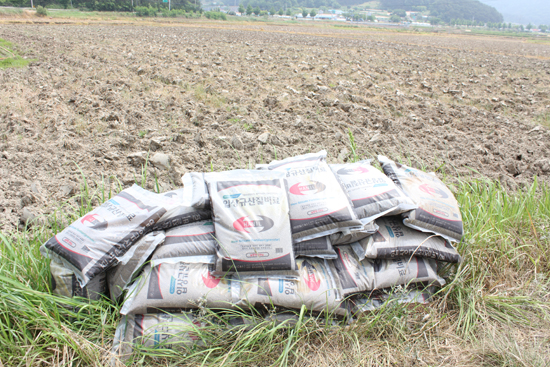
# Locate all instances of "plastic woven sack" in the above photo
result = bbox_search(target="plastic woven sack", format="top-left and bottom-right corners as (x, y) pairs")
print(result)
(182, 172), (211, 209)
(260, 151), (362, 242)
(107, 231), (166, 301)
(378, 156), (463, 243)
(50, 259), (107, 300)
(330, 160), (416, 224)
(204, 169), (296, 276)
(112, 312), (206, 361)
(293, 236), (338, 259)
(237, 258), (348, 316)
(353, 286), (436, 312)
(151, 188), (211, 231)
(373, 256), (445, 289)
(41, 184), (167, 286)
(329, 221), (379, 246)
(121, 259), (236, 315)
(331, 245), (375, 295)
(358, 216), (461, 263)
(152, 221), (216, 260)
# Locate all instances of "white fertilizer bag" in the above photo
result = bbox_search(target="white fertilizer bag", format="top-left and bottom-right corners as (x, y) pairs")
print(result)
(329, 221), (379, 246)
(260, 151), (362, 242)
(182, 172), (211, 209)
(373, 257), (445, 290)
(152, 221), (216, 260)
(358, 216), (461, 263)
(41, 184), (167, 286)
(330, 160), (416, 224)
(107, 231), (166, 301)
(353, 286), (436, 312)
(204, 169), (296, 276)
(112, 312), (206, 361)
(378, 156), (463, 243)
(331, 245), (375, 295)
(237, 258), (348, 316)
(293, 236), (338, 259)
(151, 188), (211, 231)
(50, 259), (107, 301)
(121, 259), (236, 315)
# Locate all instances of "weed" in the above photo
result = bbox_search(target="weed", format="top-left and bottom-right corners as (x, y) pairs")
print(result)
(242, 122), (254, 131)
(138, 130), (147, 138)
(0, 39), (33, 69)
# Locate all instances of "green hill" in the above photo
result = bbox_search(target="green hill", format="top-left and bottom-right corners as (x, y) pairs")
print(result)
(379, 0), (503, 23)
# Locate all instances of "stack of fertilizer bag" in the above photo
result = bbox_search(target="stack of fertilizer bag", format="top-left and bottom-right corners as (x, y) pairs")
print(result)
(40, 151), (463, 359)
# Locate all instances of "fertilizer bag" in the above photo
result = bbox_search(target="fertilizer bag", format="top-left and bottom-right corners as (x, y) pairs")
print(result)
(358, 216), (461, 263)
(107, 231), (166, 301)
(112, 312), (206, 361)
(204, 169), (296, 276)
(151, 188), (211, 232)
(353, 286), (436, 312)
(182, 172), (211, 209)
(293, 236), (338, 259)
(261, 151), (362, 242)
(378, 156), (463, 243)
(50, 259), (107, 301)
(121, 259), (236, 315)
(331, 245), (375, 295)
(373, 256), (445, 289)
(152, 221), (216, 260)
(237, 258), (348, 316)
(330, 160), (416, 224)
(329, 221), (379, 246)
(41, 184), (167, 286)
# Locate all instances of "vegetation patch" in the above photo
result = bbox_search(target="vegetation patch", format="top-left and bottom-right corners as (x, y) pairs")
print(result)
(0, 38), (33, 69)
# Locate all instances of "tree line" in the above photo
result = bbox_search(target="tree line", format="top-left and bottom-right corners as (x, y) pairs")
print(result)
(0, 0), (200, 12)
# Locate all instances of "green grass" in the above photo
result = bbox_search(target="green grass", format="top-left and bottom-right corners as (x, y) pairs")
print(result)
(0, 38), (33, 69)
(0, 160), (549, 365)
(0, 7), (23, 15)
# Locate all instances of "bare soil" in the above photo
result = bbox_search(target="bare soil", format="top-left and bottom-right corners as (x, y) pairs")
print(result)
(1, 21), (550, 230)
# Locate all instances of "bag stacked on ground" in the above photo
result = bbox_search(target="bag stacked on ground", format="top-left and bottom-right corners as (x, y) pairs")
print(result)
(39, 150), (465, 362)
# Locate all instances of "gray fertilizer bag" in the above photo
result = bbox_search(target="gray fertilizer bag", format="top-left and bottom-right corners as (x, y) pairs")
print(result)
(121, 259), (236, 315)
(50, 259), (107, 300)
(107, 231), (166, 301)
(41, 184), (167, 286)
(182, 172), (211, 209)
(358, 216), (461, 263)
(330, 160), (416, 224)
(260, 151), (362, 242)
(112, 312), (206, 361)
(293, 236), (338, 259)
(237, 258), (348, 316)
(152, 221), (216, 260)
(329, 221), (379, 246)
(204, 169), (296, 276)
(331, 245), (375, 295)
(151, 188), (211, 232)
(378, 156), (463, 243)
(373, 257), (445, 290)
(353, 286), (436, 313)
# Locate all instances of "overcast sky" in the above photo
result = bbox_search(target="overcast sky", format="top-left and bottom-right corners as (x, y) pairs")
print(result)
(478, 0), (550, 25)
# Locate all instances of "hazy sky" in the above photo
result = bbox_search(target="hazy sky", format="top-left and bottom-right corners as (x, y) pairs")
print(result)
(478, 0), (550, 25)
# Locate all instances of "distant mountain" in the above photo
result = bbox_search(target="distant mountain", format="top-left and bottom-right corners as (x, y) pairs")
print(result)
(478, 0), (550, 25)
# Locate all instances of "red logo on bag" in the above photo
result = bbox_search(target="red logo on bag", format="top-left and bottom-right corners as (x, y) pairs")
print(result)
(302, 261), (321, 291)
(233, 216), (274, 233)
(80, 214), (108, 231)
(201, 272), (221, 288)
(289, 181), (326, 195)
(419, 184), (448, 199)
